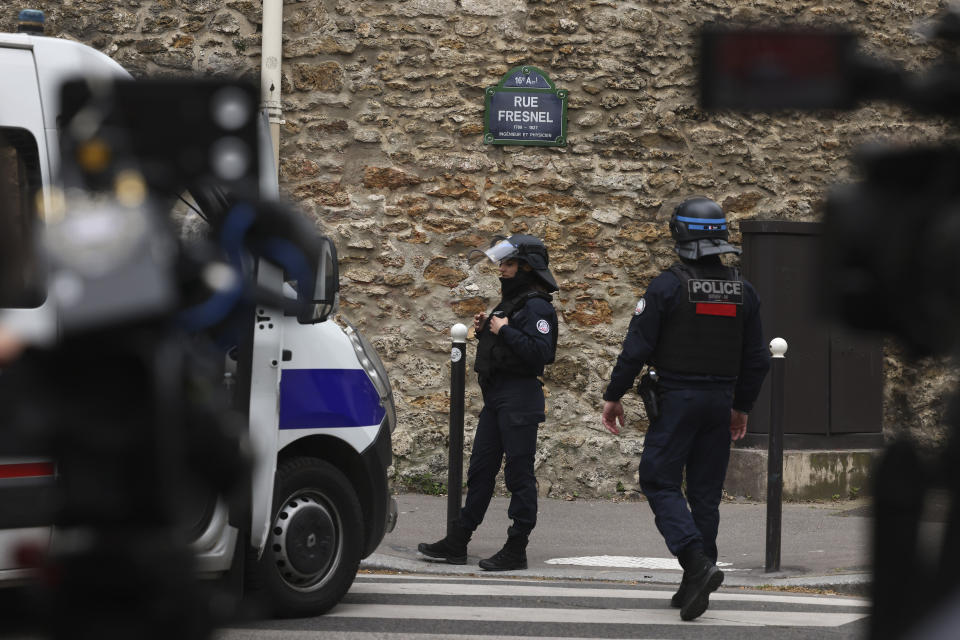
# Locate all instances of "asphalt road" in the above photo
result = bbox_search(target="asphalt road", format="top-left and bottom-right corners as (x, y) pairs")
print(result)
(218, 573), (870, 640)
(0, 493), (879, 639)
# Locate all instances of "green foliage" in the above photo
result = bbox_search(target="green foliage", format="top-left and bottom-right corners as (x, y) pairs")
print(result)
(616, 481), (625, 493)
(401, 473), (447, 496)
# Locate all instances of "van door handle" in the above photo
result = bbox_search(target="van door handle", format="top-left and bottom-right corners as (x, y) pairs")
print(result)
(282, 350), (292, 361)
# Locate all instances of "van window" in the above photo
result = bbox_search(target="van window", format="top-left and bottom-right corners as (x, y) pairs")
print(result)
(0, 127), (44, 308)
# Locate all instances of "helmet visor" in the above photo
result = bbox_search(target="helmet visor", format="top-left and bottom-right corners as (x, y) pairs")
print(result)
(482, 239), (519, 263)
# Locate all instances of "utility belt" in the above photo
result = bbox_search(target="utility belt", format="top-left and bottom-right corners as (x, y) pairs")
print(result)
(653, 368), (737, 391)
(637, 367), (738, 420)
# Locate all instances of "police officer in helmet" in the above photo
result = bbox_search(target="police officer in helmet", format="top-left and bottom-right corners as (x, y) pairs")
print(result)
(601, 197), (770, 620)
(419, 234), (559, 571)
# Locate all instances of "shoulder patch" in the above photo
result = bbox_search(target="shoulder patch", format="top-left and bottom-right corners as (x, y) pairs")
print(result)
(634, 298), (646, 316)
(536, 319), (551, 334)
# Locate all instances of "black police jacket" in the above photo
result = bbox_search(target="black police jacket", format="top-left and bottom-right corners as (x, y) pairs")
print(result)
(475, 290), (558, 383)
(602, 257), (770, 412)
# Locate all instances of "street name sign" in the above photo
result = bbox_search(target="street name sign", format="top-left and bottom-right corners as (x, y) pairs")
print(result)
(484, 66), (568, 147)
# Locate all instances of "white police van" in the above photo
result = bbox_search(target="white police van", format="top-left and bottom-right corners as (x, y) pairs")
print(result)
(0, 16), (396, 617)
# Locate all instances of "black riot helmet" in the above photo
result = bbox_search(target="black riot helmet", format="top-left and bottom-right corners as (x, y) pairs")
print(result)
(480, 234), (559, 292)
(669, 196), (741, 260)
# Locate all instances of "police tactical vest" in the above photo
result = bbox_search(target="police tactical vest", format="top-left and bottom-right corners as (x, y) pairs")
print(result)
(475, 290), (556, 381)
(651, 262), (746, 377)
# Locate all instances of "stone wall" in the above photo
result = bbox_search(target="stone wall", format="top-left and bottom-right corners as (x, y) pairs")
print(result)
(4, 0), (957, 498)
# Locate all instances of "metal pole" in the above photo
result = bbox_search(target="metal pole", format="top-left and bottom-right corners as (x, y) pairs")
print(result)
(447, 323), (468, 536)
(765, 337), (788, 573)
(260, 0), (284, 180)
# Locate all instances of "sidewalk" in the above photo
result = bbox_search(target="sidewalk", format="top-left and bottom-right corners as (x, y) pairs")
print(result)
(363, 493), (872, 595)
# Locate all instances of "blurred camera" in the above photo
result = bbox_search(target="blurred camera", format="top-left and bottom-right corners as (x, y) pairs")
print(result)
(699, 13), (960, 640)
(43, 79), (260, 334)
(700, 11), (960, 356)
(0, 77), (326, 639)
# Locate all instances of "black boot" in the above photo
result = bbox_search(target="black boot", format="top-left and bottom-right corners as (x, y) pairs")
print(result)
(479, 534), (528, 571)
(677, 546), (723, 621)
(670, 574), (689, 608)
(417, 523), (471, 564)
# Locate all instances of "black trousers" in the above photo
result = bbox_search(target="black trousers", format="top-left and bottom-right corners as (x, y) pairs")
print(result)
(638, 387), (733, 563)
(459, 376), (544, 538)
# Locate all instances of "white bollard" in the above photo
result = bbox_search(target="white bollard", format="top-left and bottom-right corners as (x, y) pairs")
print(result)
(769, 337), (788, 358)
(447, 323), (468, 534)
(765, 336), (787, 572)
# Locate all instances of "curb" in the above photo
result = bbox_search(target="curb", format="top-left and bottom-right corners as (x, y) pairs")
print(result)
(360, 553), (871, 597)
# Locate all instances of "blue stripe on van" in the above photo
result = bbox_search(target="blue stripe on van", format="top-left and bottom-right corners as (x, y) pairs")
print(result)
(279, 369), (385, 429)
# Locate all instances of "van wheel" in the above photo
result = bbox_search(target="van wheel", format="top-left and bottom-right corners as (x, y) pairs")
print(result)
(249, 457), (363, 618)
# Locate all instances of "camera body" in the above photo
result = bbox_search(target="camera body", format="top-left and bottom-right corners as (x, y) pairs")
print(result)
(700, 17), (960, 356)
(699, 14), (960, 640)
(0, 45), (394, 632)
(823, 145), (960, 355)
(44, 79), (261, 334)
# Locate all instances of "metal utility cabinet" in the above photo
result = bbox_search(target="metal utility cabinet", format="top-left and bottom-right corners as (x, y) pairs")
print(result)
(739, 220), (883, 449)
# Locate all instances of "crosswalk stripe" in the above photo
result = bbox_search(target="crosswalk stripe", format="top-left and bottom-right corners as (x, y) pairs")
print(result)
(349, 580), (869, 607)
(216, 631), (668, 640)
(326, 603), (868, 627)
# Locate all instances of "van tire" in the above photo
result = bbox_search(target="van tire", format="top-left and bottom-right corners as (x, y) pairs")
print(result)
(248, 457), (363, 618)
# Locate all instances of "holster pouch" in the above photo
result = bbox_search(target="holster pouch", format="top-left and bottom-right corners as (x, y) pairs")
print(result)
(636, 369), (660, 421)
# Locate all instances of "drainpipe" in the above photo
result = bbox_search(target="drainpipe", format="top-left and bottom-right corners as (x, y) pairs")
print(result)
(249, 0), (284, 555)
(260, 0), (283, 181)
